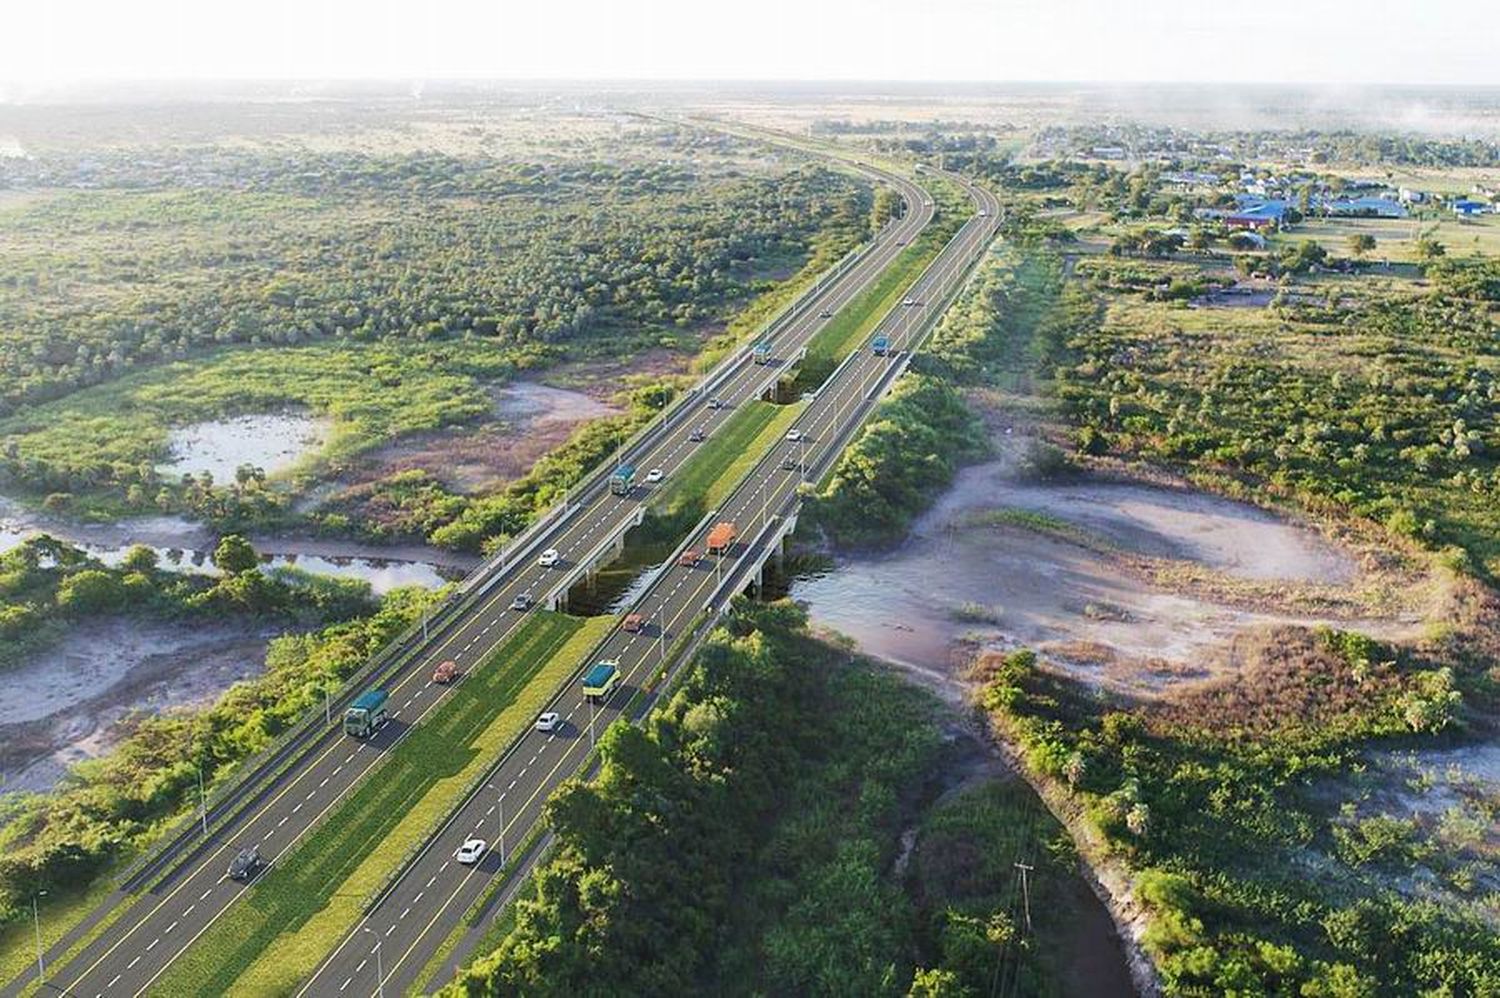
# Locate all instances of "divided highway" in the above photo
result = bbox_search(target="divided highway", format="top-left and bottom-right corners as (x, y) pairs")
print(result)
(301, 169), (1002, 996)
(27, 160), (937, 998)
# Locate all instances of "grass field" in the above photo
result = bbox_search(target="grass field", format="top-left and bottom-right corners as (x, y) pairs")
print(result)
(1273, 213), (1500, 263)
(151, 611), (613, 996)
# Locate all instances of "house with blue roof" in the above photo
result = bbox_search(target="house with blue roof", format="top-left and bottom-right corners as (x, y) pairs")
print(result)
(1452, 199), (1487, 216)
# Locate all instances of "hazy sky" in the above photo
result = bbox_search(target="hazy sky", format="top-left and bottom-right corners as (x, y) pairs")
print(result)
(7, 0), (1496, 85)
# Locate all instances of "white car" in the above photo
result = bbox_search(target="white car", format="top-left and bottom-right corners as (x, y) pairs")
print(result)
(537, 548), (560, 568)
(455, 838), (487, 865)
(785, 429), (803, 442)
(902, 297), (919, 307)
(645, 468), (664, 484)
(536, 711), (561, 733)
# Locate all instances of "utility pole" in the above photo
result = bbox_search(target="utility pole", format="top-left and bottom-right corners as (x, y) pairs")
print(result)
(1015, 861), (1034, 934)
(32, 890), (46, 988)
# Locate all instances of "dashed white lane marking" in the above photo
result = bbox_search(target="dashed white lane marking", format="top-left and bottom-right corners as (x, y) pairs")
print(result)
(340, 977), (352, 992)
(146, 937), (159, 952)
(128, 956), (141, 969)
(165, 920), (178, 934)
(279, 816), (289, 827)
(356, 959), (368, 974)
(293, 803), (303, 814)
(414, 891), (425, 904)
(319, 777), (329, 788)
(184, 904), (196, 917)
(107, 974), (121, 990)
(400, 906), (412, 920)
(386, 925), (396, 936)
(426, 876), (436, 888)
(200, 889), (213, 901)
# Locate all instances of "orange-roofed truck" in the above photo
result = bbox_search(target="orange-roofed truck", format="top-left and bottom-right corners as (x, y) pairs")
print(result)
(706, 521), (738, 556)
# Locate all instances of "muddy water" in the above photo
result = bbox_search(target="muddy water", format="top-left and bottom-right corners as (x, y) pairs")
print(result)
(156, 412), (330, 482)
(0, 497), (473, 595)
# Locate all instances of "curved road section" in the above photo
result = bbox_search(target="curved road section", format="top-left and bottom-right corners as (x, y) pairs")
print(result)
(300, 168), (1001, 997)
(29, 160), (935, 998)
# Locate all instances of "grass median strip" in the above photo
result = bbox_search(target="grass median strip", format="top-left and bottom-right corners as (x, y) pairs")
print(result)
(150, 611), (613, 996)
(651, 400), (804, 518)
(796, 176), (970, 388)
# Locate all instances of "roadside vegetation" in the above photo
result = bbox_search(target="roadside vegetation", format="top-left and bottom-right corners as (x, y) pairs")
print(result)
(444, 600), (1091, 997)
(806, 373), (987, 547)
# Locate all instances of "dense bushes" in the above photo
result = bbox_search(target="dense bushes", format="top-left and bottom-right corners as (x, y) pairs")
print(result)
(980, 639), (1500, 996)
(0, 140), (872, 417)
(808, 374), (988, 547)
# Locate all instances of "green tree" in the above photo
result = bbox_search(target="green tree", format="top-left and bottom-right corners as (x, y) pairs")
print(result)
(212, 534), (260, 575)
(55, 569), (125, 612)
(121, 544), (160, 572)
(1347, 233), (1376, 258)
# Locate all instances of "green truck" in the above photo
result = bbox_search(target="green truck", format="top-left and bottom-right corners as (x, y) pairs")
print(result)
(610, 464), (636, 496)
(582, 661), (621, 701)
(343, 689), (390, 738)
(752, 341), (773, 365)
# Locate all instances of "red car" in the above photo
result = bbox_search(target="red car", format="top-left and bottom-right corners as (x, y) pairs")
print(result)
(432, 660), (459, 684)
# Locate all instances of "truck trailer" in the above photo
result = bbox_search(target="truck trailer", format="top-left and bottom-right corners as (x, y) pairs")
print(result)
(872, 335), (890, 357)
(610, 464), (636, 496)
(344, 689), (389, 738)
(752, 341), (773, 365)
(706, 521), (738, 555)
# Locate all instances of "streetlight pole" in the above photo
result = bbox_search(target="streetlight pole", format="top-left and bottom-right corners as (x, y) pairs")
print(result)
(498, 793), (507, 866)
(32, 890), (46, 987)
(324, 685), (332, 727)
(197, 763), (209, 837)
(363, 927), (384, 998)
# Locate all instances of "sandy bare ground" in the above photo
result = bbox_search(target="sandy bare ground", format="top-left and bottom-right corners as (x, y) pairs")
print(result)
(795, 430), (1435, 698)
(0, 618), (278, 797)
(329, 380), (621, 497)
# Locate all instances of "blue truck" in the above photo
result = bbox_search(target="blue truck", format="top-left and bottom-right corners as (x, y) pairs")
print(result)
(752, 341), (773, 365)
(582, 661), (621, 701)
(872, 335), (891, 357)
(610, 464), (636, 496)
(343, 689), (389, 738)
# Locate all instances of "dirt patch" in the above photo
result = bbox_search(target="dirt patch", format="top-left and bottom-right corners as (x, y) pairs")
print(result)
(795, 426), (1433, 699)
(329, 380), (620, 496)
(0, 618), (278, 797)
